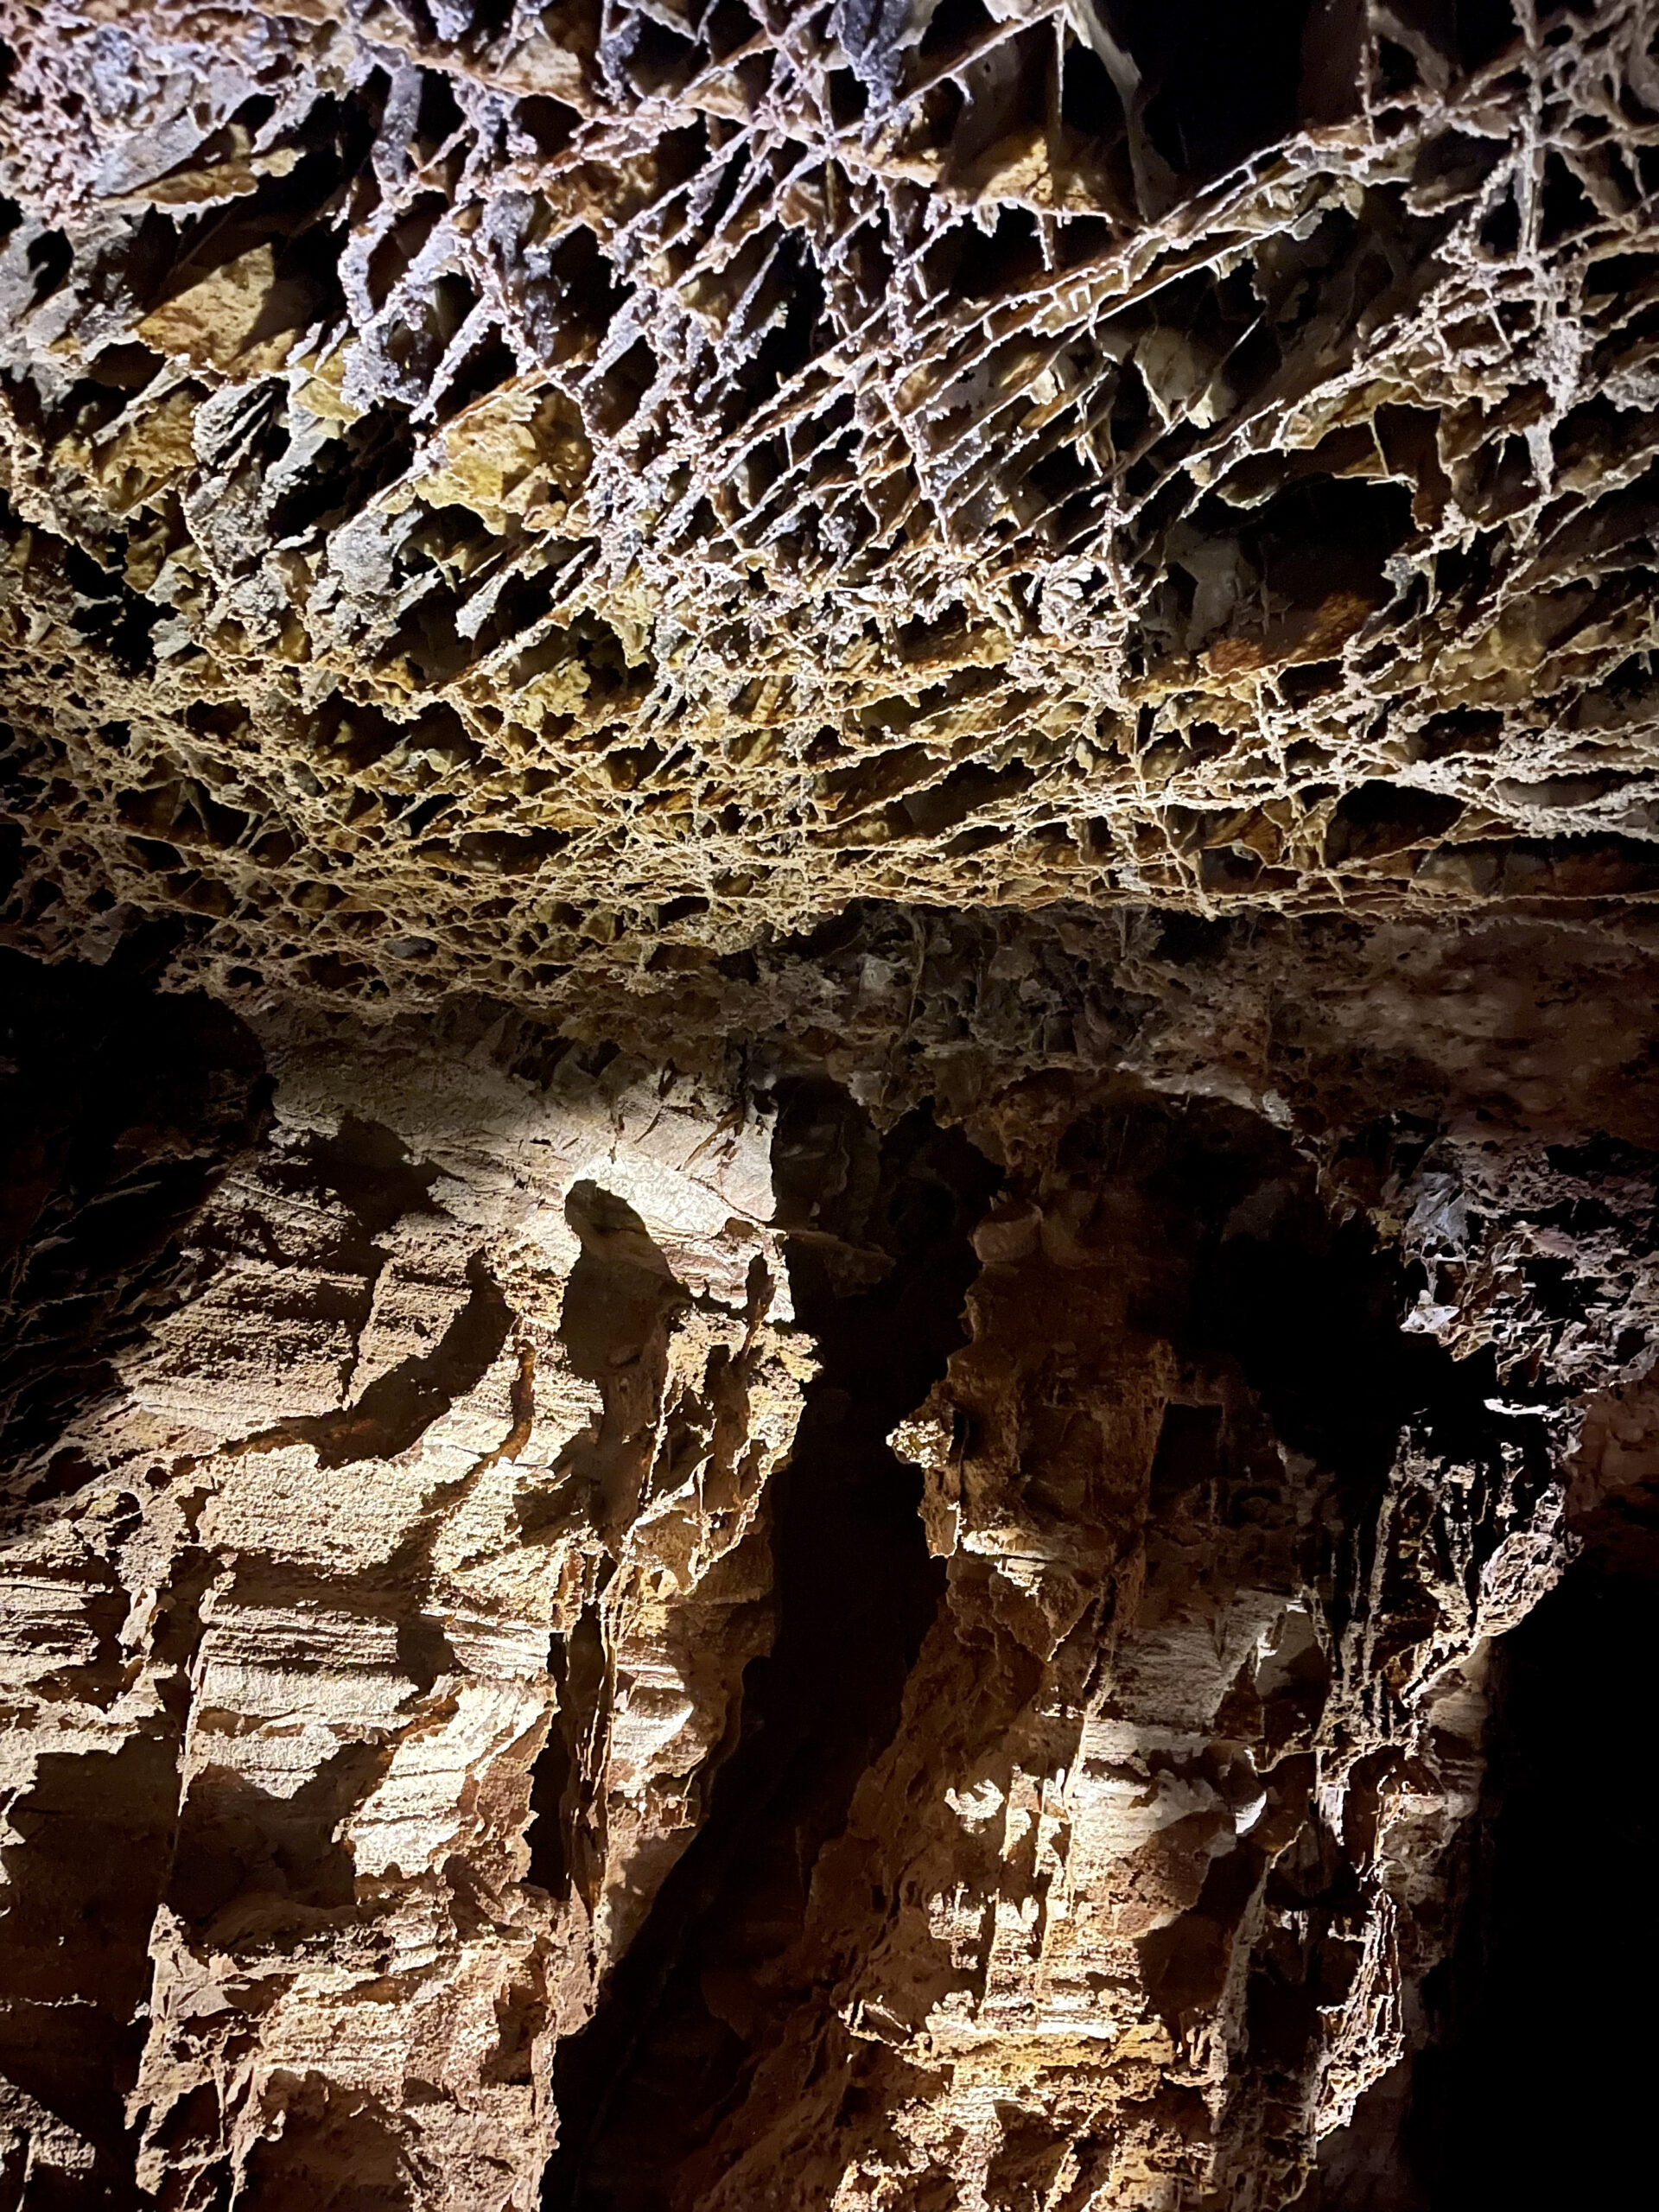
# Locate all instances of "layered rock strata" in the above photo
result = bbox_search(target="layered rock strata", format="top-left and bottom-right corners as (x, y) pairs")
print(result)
(2, 979), (808, 2208)
(4, 0), (1659, 2203)
(2, 936), (1655, 2208)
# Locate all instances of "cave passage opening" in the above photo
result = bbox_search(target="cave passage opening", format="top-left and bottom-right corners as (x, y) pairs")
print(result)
(1411, 1541), (1659, 2209)
(542, 1084), (1000, 2211)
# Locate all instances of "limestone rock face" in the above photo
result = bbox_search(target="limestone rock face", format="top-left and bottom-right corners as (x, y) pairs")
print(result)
(3, 0), (1659, 1007)
(2, 935), (1656, 2209)
(3, 0), (1659, 2206)
(1, 984), (806, 2208)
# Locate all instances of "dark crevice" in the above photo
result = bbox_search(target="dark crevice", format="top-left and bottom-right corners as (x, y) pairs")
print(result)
(1108, 0), (1320, 181)
(543, 1088), (999, 2212)
(1409, 1547), (1659, 2208)
(0, 1736), (181, 2200)
(525, 1630), (578, 1897)
(1077, 1091), (1565, 2201)
(534, 1602), (611, 1916)
(1074, 1092), (1544, 1503)
(0, 949), (271, 1492)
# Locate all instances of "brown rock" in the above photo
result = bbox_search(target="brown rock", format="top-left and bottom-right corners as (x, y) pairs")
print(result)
(3, 1), (1659, 2204)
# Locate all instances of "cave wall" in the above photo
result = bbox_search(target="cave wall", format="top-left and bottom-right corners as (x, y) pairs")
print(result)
(1, 925), (1655, 2209)
(1, 968), (807, 2207)
(3, 0), (1659, 2200)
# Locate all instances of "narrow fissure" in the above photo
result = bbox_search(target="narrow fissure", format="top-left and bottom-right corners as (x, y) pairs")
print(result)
(543, 1088), (999, 2212)
(1412, 1546), (1659, 2207)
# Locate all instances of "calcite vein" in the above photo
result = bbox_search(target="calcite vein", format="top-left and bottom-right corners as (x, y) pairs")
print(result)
(3, 1), (1659, 2206)
(2, 0), (1659, 1011)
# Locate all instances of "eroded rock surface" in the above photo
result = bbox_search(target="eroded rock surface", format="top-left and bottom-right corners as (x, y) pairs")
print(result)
(3, 1), (1659, 1007)
(4, 0), (1659, 2205)
(1, 980), (807, 2208)
(1, 937), (1656, 2208)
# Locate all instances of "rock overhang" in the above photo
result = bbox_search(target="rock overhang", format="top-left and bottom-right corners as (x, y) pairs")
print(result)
(1, 0), (1657, 1020)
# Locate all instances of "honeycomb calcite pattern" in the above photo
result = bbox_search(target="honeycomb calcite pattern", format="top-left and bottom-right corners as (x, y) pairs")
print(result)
(3, 0), (1659, 1010)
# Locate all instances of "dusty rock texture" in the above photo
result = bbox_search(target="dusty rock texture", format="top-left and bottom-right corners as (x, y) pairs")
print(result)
(3, 1), (1659, 1006)
(3, 0), (1659, 2206)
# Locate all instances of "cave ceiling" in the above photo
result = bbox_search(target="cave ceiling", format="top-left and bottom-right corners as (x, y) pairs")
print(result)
(2, 0), (1659, 1009)
(5, 8), (1659, 2212)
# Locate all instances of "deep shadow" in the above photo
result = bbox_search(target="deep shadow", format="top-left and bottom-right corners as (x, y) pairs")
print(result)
(1052, 1090), (1560, 2207)
(1109, 0), (1319, 178)
(543, 1087), (998, 2212)
(234, 2075), (417, 2212)
(0, 1737), (181, 2199)
(0, 945), (270, 1491)
(302, 1253), (512, 1469)
(1409, 1550), (1659, 2209)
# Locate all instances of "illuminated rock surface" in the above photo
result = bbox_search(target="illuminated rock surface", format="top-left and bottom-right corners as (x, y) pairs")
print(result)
(3, 2), (1659, 2207)
(3, 0), (1659, 998)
